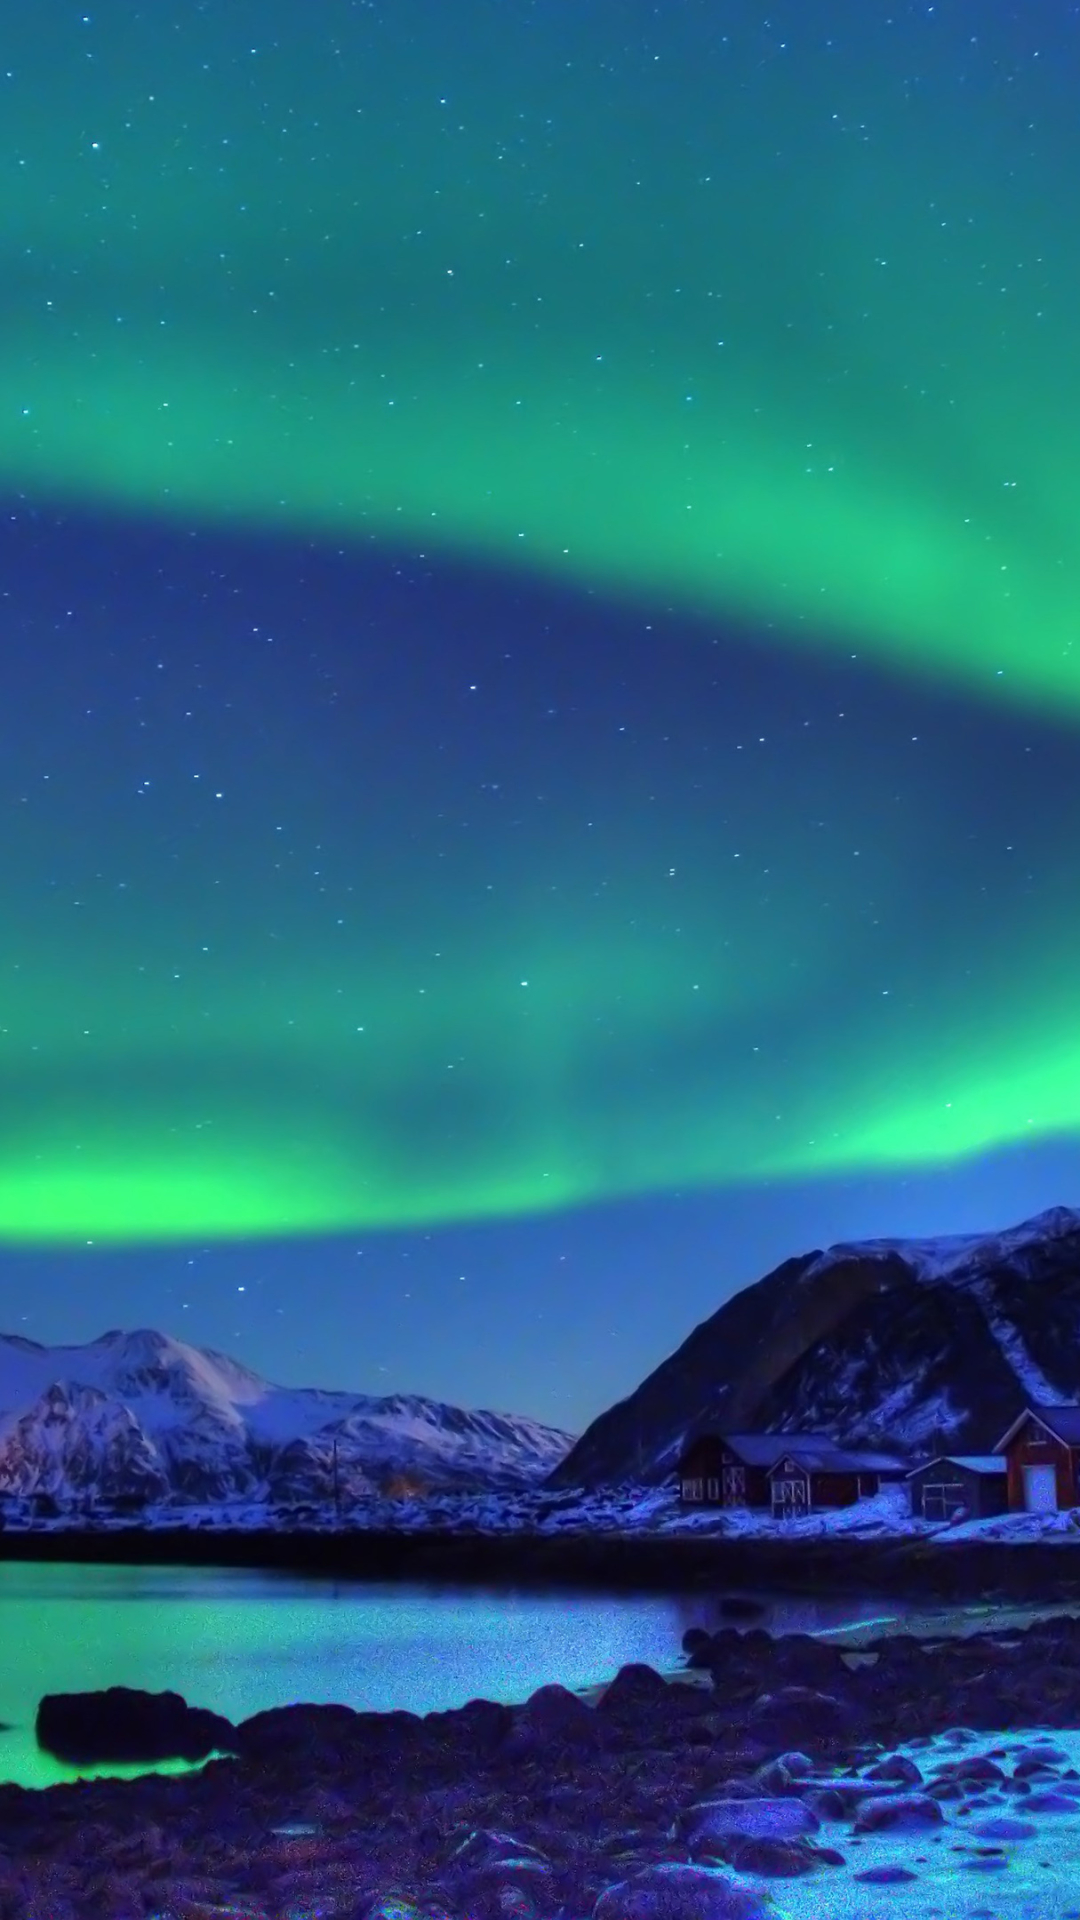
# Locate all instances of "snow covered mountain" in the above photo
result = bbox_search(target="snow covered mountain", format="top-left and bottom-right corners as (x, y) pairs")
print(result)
(548, 1205), (1080, 1488)
(0, 1329), (576, 1507)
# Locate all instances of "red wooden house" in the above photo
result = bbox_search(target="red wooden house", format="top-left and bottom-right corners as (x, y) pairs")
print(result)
(993, 1403), (1080, 1512)
(677, 1431), (908, 1518)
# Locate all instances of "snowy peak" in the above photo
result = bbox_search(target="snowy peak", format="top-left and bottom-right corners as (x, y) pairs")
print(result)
(805, 1205), (1080, 1287)
(550, 1203), (1080, 1488)
(86, 1328), (270, 1408)
(0, 1329), (576, 1507)
(0, 1380), (169, 1502)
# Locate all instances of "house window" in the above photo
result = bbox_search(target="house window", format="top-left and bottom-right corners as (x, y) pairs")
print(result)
(706, 1477), (720, 1500)
(682, 1477), (704, 1501)
(721, 1465), (746, 1505)
(921, 1481), (966, 1522)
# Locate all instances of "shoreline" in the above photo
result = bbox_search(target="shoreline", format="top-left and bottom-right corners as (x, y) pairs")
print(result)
(7, 1612), (1080, 1914)
(3, 1522), (1080, 1601)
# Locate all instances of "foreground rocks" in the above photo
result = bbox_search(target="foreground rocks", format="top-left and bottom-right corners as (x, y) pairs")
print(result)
(8, 1613), (1080, 1914)
(36, 1687), (240, 1766)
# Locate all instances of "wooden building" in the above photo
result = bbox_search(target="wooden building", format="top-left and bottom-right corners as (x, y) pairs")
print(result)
(677, 1432), (908, 1518)
(993, 1404), (1080, 1512)
(905, 1454), (1008, 1523)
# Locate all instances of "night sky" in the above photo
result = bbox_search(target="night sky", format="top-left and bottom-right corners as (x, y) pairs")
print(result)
(1, 0), (1079, 1431)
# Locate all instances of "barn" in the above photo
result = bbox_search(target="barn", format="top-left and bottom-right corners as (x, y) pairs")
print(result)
(905, 1455), (1009, 1523)
(993, 1404), (1080, 1512)
(677, 1432), (908, 1517)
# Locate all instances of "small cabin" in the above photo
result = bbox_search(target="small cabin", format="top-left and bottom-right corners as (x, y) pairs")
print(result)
(905, 1455), (1009, 1523)
(993, 1404), (1080, 1512)
(677, 1432), (908, 1517)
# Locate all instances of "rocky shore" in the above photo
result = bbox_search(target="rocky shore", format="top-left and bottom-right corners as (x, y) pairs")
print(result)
(4, 1523), (1080, 1603)
(7, 1610), (1080, 1915)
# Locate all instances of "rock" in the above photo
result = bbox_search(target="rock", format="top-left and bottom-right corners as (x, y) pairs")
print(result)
(749, 1685), (852, 1724)
(235, 1701), (418, 1765)
(599, 1664), (674, 1713)
(35, 1687), (239, 1766)
(682, 1628), (713, 1656)
(426, 1696), (514, 1756)
(939, 1753), (1007, 1784)
(500, 1684), (601, 1757)
(712, 1834), (821, 1877)
(803, 1786), (847, 1820)
(680, 1797), (819, 1849)
(449, 1830), (551, 1870)
(449, 1851), (558, 1915)
(853, 1791), (946, 1833)
(1014, 1754), (1065, 1778)
(717, 1598), (767, 1622)
(1021, 1790), (1080, 1812)
(1012, 1743), (1070, 1769)
(970, 1815), (1039, 1839)
(752, 1751), (815, 1791)
(593, 1861), (774, 1919)
(864, 1753), (922, 1785)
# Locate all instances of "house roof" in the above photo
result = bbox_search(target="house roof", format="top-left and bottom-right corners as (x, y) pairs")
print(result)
(993, 1403), (1080, 1453)
(680, 1431), (834, 1469)
(680, 1432), (905, 1472)
(766, 1445), (909, 1474)
(905, 1454), (1007, 1477)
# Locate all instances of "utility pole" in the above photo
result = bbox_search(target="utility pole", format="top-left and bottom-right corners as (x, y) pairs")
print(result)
(331, 1433), (340, 1523)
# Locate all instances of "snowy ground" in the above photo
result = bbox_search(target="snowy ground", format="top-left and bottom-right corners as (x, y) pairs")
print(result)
(740, 1726), (1080, 1920)
(6, 1479), (1080, 1544)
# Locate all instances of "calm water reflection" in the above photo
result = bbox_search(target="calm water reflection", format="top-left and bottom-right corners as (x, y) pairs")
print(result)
(0, 1560), (1047, 1789)
(0, 1561), (899, 1788)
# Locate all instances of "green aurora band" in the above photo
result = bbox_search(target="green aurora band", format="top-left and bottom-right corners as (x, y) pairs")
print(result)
(1, 2), (1079, 1242)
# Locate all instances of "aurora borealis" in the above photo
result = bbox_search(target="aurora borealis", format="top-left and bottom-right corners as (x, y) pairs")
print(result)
(1, 1), (1079, 1423)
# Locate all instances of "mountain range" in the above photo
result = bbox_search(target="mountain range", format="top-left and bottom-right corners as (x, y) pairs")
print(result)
(5, 1204), (1079, 1512)
(0, 1328), (575, 1507)
(550, 1204), (1080, 1486)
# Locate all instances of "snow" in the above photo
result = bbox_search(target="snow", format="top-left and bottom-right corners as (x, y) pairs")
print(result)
(806, 1203), (1080, 1287)
(965, 1279), (1068, 1406)
(750, 1725), (1080, 1920)
(0, 1328), (576, 1500)
(921, 1455), (1007, 1475)
(10, 1468), (1080, 1548)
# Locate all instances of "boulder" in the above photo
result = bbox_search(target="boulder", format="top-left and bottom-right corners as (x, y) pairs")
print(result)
(599, 1663), (673, 1712)
(593, 1861), (774, 1919)
(853, 1790), (945, 1833)
(682, 1627), (714, 1656)
(865, 1753), (923, 1786)
(679, 1796), (819, 1850)
(500, 1682), (601, 1756)
(36, 1686), (239, 1765)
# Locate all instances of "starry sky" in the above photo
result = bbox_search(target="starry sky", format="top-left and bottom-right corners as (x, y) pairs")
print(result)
(1, 0), (1079, 1432)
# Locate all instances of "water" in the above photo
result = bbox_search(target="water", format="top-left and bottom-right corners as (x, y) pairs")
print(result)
(0, 1562), (898, 1789)
(0, 1562), (1073, 1790)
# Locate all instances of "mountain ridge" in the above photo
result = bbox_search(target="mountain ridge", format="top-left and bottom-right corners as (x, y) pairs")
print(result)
(547, 1205), (1080, 1488)
(0, 1327), (575, 1505)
